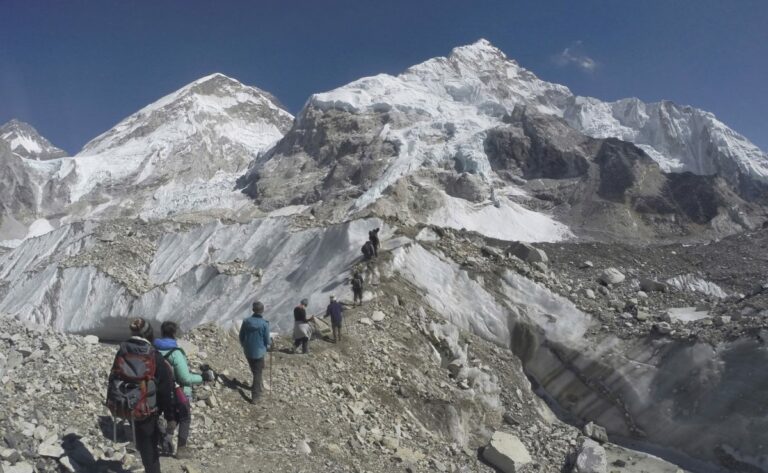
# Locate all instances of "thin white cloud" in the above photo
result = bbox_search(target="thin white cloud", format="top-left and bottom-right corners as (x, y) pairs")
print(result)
(554, 41), (597, 72)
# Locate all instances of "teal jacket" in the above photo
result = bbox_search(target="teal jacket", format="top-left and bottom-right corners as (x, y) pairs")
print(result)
(154, 338), (203, 398)
(240, 314), (271, 360)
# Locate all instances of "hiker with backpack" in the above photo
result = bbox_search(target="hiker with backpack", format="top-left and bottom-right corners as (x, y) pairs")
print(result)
(154, 321), (213, 458)
(239, 301), (271, 404)
(293, 298), (314, 354)
(107, 318), (174, 473)
(324, 295), (344, 343)
(351, 272), (364, 306)
(361, 240), (375, 261)
(368, 227), (380, 256)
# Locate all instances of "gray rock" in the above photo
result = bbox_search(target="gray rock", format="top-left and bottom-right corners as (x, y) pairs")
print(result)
(573, 438), (607, 473)
(371, 311), (386, 322)
(582, 422), (608, 443)
(639, 278), (668, 293)
(482, 431), (532, 472)
(654, 322), (673, 335)
(506, 242), (548, 264)
(38, 442), (65, 458)
(83, 335), (99, 345)
(635, 311), (650, 322)
(599, 268), (625, 285)
(4, 462), (34, 473)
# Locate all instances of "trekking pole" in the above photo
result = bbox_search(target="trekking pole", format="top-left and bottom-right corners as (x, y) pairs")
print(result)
(130, 415), (137, 448)
(269, 348), (273, 398)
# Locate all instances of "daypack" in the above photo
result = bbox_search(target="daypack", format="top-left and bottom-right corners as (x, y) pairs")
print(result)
(351, 276), (363, 291)
(162, 348), (190, 421)
(106, 340), (159, 421)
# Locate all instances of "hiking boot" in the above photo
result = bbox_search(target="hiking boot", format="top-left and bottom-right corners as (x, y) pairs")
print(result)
(175, 445), (192, 459)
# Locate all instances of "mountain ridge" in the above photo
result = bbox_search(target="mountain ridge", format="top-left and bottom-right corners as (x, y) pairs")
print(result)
(0, 119), (68, 160)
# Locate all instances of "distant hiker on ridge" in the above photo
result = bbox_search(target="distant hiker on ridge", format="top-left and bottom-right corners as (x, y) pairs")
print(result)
(361, 240), (375, 261)
(154, 321), (213, 458)
(325, 295), (344, 343)
(369, 227), (380, 256)
(351, 271), (364, 306)
(107, 318), (174, 473)
(239, 301), (271, 404)
(293, 298), (314, 354)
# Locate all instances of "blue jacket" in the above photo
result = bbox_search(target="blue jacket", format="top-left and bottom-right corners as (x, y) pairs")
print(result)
(239, 314), (271, 360)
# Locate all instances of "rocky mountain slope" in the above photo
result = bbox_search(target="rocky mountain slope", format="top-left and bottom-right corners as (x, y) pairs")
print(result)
(239, 39), (767, 241)
(0, 119), (67, 161)
(0, 280), (690, 473)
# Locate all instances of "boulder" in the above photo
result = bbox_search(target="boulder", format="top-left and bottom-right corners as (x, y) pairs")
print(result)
(83, 335), (99, 345)
(573, 439), (607, 473)
(296, 440), (312, 455)
(654, 322), (673, 335)
(371, 311), (386, 322)
(506, 242), (548, 264)
(582, 422), (608, 443)
(482, 431), (532, 472)
(639, 278), (667, 293)
(599, 268), (625, 285)
(38, 441), (65, 458)
(4, 462), (34, 473)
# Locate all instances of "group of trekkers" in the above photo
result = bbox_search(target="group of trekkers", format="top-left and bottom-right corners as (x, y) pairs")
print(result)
(106, 228), (379, 473)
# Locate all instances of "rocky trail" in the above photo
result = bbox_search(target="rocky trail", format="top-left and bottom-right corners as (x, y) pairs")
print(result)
(0, 247), (693, 473)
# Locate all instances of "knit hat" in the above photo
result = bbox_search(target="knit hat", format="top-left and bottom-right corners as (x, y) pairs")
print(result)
(300, 298), (309, 306)
(129, 318), (153, 340)
(330, 295), (336, 301)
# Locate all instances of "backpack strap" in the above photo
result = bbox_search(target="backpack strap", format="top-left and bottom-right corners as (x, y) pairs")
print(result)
(162, 347), (181, 360)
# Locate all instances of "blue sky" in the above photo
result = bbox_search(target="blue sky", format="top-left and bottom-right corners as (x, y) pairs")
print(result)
(1, 0), (766, 153)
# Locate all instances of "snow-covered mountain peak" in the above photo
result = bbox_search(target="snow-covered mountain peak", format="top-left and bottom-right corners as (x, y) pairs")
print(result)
(0, 119), (68, 160)
(310, 39), (570, 117)
(306, 39), (767, 191)
(79, 73), (293, 157)
(447, 38), (510, 65)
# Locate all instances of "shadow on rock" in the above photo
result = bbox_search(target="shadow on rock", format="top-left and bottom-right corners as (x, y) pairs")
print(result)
(62, 433), (129, 473)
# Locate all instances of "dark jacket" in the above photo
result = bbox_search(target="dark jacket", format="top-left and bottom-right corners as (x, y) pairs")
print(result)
(118, 337), (175, 421)
(239, 314), (271, 360)
(294, 306), (308, 323)
(351, 275), (363, 291)
(325, 301), (343, 325)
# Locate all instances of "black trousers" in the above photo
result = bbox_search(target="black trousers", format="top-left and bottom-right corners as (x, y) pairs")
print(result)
(294, 337), (309, 354)
(134, 416), (161, 473)
(332, 322), (342, 341)
(166, 415), (191, 448)
(353, 288), (363, 305)
(247, 357), (265, 400)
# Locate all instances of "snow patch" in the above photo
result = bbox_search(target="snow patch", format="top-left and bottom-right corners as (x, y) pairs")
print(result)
(666, 307), (711, 323)
(427, 192), (571, 242)
(666, 274), (728, 299)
